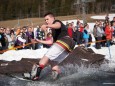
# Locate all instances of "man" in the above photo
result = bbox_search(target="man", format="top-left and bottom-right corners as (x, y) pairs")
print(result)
(31, 12), (75, 80)
(110, 17), (115, 26)
(35, 27), (45, 49)
(0, 28), (6, 51)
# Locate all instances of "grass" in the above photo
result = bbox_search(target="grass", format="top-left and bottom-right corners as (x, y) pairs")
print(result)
(0, 13), (106, 28)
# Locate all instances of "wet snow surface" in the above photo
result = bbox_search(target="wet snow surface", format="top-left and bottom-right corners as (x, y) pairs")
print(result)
(0, 61), (115, 86)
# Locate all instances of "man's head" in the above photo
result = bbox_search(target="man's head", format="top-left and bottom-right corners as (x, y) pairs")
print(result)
(0, 28), (4, 33)
(6, 28), (10, 35)
(28, 26), (33, 32)
(44, 12), (55, 25)
(113, 17), (115, 21)
(113, 22), (115, 26)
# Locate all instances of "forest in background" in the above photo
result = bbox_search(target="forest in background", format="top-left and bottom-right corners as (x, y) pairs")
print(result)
(0, 0), (115, 21)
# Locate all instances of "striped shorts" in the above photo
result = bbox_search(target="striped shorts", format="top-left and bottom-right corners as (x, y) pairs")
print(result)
(44, 43), (69, 64)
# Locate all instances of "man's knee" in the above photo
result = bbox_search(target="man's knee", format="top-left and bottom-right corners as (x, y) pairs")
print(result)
(39, 56), (49, 66)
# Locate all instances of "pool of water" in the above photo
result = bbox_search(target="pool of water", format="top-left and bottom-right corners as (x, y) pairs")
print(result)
(0, 60), (115, 86)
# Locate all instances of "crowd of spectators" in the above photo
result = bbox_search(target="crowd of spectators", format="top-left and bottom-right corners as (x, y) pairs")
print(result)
(0, 15), (115, 52)
(0, 25), (53, 51)
(66, 16), (115, 49)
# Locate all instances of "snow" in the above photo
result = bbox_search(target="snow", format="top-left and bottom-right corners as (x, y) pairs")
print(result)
(0, 48), (48, 61)
(0, 14), (115, 62)
(91, 14), (115, 21)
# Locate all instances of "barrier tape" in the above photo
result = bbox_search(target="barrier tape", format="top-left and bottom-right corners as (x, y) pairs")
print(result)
(78, 39), (106, 46)
(0, 41), (37, 53)
(0, 39), (107, 54)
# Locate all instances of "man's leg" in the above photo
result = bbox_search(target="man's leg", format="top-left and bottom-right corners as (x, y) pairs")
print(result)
(39, 56), (49, 66)
(51, 65), (60, 79)
(32, 56), (49, 80)
(52, 65), (60, 73)
(32, 43), (69, 80)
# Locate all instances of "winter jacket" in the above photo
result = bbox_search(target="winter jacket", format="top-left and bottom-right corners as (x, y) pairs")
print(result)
(105, 26), (113, 40)
(93, 26), (104, 37)
(83, 30), (89, 39)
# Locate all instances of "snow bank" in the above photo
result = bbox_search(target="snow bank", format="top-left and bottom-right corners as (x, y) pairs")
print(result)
(91, 14), (115, 21)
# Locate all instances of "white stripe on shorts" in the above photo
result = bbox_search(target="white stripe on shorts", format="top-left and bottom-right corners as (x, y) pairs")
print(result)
(44, 43), (69, 63)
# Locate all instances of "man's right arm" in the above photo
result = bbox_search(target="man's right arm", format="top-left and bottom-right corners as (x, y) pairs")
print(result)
(41, 22), (61, 31)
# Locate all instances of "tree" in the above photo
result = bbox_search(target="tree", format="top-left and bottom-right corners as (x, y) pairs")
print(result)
(0, 0), (114, 20)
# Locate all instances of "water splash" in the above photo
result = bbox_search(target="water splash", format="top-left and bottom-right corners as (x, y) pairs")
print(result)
(5, 57), (115, 86)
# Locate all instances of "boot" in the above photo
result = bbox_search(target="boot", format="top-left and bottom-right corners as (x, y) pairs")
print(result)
(51, 70), (59, 80)
(31, 64), (44, 81)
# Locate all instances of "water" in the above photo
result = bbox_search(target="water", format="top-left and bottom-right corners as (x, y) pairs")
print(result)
(0, 60), (115, 86)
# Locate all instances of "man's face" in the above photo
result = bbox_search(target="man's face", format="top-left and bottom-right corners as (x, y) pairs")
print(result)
(44, 15), (54, 25)
(0, 29), (2, 33)
(28, 27), (33, 32)
(6, 28), (10, 34)
(113, 18), (115, 21)
(113, 22), (115, 26)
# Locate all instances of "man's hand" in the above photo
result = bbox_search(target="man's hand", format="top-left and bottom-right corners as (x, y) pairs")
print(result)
(35, 39), (41, 42)
(31, 39), (36, 43)
(23, 43), (25, 48)
(41, 25), (48, 31)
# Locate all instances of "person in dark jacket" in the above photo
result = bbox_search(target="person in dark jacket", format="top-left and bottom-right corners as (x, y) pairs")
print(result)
(26, 27), (35, 49)
(0, 28), (6, 50)
(110, 17), (115, 26)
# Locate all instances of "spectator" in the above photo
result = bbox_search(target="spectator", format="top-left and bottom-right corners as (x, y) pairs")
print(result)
(75, 19), (81, 31)
(68, 23), (73, 38)
(5, 28), (13, 49)
(9, 30), (16, 49)
(83, 28), (89, 48)
(0, 28), (6, 50)
(110, 17), (115, 26)
(35, 27), (45, 49)
(105, 22), (114, 47)
(36, 32), (53, 48)
(84, 23), (92, 47)
(14, 31), (26, 50)
(101, 22), (106, 47)
(65, 21), (69, 29)
(111, 22), (115, 44)
(26, 26), (35, 49)
(93, 23), (104, 49)
(105, 14), (109, 22)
